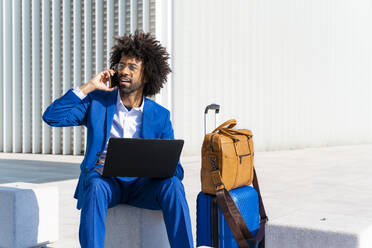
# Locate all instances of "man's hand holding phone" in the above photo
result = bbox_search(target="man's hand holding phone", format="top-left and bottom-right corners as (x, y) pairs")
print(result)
(79, 69), (117, 95)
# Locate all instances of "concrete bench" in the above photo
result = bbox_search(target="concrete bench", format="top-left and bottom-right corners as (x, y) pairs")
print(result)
(265, 211), (372, 248)
(105, 204), (170, 248)
(0, 182), (59, 248)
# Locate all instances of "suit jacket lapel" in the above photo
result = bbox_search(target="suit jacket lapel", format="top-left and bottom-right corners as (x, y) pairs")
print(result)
(105, 89), (118, 143)
(141, 98), (153, 139)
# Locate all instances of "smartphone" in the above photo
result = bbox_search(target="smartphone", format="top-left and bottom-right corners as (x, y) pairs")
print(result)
(110, 71), (119, 88)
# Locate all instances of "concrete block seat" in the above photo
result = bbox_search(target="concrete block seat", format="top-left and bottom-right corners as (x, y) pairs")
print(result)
(0, 182), (59, 248)
(105, 204), (170, 248)
(265, 209), (372, 248)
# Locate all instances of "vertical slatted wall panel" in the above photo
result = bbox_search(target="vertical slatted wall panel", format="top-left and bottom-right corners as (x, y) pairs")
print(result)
(106, 0), (114, 69)
(95, 0), (103, 75)
(1, 0), (156, 154)
(32, 0), (41, 153)
(41, 0), (51, 153)
(23, 0), (31, 153)
(142, 0), (149, 32)
(83, 0), (91, 154)
(52, 0), (61, 154)
(119, 0), (126, 35)
(62, 0), (71, 154)
(13, 0), (22, 153)
(113, 1), (119, 39)
(73, 0), (82, 155)
(125, 0), (131, 33)
(149, 0), (156, 33)
(0, 0), (3, 152)
(130, 0), (137, 33)
(137, 0), (142, 31)
(4, 0), (12, 152)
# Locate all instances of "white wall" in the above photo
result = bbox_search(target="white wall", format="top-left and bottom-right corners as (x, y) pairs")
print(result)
(172, 0), (372, 155)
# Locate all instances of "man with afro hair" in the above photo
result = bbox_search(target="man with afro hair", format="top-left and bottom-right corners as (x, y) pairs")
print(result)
(43, 30), (194, 248)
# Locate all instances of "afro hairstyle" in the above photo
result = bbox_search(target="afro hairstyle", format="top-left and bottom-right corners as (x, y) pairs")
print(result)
(109, 30), (171, 97)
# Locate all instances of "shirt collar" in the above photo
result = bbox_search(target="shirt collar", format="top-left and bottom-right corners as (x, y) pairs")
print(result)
(116, 90), (144, 112)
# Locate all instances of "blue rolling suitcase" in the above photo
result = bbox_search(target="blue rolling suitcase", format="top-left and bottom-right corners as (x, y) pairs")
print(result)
(197, 186), (260, 248)
(197, 104), (268, 248)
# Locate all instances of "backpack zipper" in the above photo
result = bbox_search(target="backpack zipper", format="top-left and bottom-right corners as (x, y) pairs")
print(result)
(209, 134), (217, 170)
(209, 134), (215, 152)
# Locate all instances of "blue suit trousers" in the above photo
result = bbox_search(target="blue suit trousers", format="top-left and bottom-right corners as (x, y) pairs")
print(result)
(79, 170), (194, 248)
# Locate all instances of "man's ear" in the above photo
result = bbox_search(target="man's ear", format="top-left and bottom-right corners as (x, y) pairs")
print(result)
(141, 71), (148, 84)
(140, 63), (148, 84)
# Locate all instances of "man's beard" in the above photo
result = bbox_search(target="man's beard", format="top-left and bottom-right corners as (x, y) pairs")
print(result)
(118, 81), (143, 95)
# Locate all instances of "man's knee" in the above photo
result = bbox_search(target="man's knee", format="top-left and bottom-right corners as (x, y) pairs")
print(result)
(84, 173), (110, 197)
(157, 176), (186, 198)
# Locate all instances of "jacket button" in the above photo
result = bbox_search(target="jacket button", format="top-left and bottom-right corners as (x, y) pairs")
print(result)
(84, 169), (89, 173)
(96, 152), (101, 156)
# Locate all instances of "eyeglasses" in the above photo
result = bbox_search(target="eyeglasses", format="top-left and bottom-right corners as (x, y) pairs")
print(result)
(113, 63), (138, 72)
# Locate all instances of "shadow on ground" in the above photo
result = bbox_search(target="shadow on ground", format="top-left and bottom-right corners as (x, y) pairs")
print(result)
(0, 159), (80, 184)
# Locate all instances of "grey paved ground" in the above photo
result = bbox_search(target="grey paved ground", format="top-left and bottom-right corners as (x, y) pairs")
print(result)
(0, 144), (371, 247)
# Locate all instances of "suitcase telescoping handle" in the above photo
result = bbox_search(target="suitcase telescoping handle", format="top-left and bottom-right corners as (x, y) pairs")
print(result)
(204, 104), (220, 135)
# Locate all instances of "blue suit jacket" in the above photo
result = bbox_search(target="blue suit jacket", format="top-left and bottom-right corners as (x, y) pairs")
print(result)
(42, 88), (184, 209)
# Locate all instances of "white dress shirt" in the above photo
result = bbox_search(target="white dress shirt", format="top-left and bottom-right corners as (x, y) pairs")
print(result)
(73, 87), (144, 162)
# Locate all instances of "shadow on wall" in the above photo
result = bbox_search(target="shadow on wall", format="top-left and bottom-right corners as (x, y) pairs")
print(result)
(0, 159), (80, 184)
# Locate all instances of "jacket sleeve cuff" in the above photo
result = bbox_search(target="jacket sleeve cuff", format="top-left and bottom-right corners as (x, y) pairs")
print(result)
(72, 87), (87, 100)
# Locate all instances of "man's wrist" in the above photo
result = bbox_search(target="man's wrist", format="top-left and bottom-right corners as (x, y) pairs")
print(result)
(72, 87), (86, 100)
(79, 82), (96, 95)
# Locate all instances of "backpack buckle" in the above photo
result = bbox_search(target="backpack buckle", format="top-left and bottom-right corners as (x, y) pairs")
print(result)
(211, 170), (225, 190)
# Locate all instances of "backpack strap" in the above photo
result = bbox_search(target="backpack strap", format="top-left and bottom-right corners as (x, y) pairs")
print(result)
(215, 168), (268, 247)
